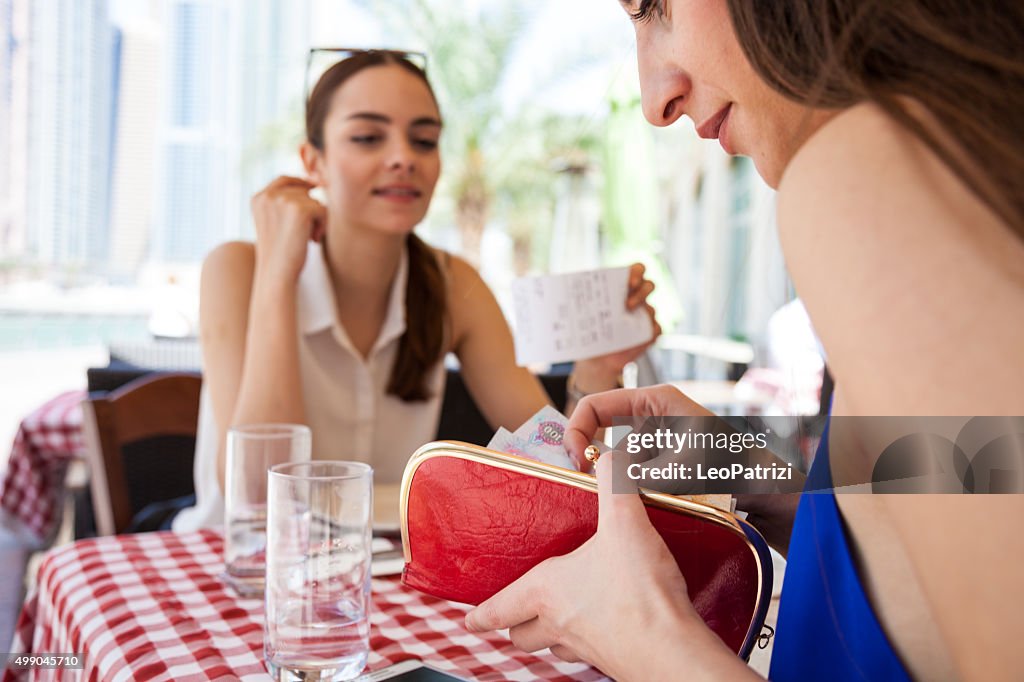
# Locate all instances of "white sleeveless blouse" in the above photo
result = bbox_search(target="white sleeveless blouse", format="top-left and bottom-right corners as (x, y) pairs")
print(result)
(174, 241), (446, 531)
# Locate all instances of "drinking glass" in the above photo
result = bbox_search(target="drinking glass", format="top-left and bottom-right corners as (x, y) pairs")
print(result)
(264, 461), (373, 681)
(224, 423), (311, 597)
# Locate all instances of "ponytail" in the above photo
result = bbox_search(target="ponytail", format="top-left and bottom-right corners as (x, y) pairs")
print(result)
(386, 234), (447, 401)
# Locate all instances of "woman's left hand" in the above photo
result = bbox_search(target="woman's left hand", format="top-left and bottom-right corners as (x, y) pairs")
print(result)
(572, 263), (661, 391)
(465, 451), (714, 680)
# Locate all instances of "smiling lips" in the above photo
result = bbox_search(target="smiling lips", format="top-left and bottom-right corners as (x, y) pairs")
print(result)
(696, 103), (734, 154)
(373, 185), (422, 202)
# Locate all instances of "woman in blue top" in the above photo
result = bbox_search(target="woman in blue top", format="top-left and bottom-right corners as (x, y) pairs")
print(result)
(465, 0), (1024, 679)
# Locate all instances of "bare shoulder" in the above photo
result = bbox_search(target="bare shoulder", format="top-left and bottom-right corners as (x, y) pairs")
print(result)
(778, 102), (998, 243)
(442, 251), (495, 310)
(200, 241), (256, 326)
(436, 250), (509, 352)
(440, 249), (485, 288)
(777, 102), (1024, 414)
(779, 102), (1024, 258)
(203, 240), (255, 276)
(202, 241), (255, 291)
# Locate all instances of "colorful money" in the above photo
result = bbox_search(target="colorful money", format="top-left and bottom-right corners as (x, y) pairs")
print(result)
(487, 421), (576, 470)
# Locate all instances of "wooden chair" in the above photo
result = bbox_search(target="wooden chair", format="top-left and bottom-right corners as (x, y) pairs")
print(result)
(81, 372), (202, 536)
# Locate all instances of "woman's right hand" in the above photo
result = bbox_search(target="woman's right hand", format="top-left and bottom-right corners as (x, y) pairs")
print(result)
(250, 176), (327, 284)
(466, 448), (755, 681)
(568, 384), (804, 554)
(565, 384), (715, 469)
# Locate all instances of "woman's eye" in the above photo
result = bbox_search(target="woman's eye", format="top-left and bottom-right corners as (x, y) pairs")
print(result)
(350, 134), (382, 145)
(413, 138), (438, 151)
(631, 0), (663, 24)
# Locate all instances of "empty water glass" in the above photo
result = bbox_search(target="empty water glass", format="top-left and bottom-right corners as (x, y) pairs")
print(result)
(264, 461), (373, 681)
(224, 423), (311, 597)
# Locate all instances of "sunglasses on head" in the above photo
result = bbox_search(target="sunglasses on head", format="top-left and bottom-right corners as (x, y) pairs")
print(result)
(304, 47), (428, 102)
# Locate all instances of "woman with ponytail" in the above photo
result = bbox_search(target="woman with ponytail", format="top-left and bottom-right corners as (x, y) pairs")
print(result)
(174, 50), (658, 531)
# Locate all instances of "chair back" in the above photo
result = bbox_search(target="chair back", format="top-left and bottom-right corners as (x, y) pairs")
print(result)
(434, 368), (569, 445)
(82, 372), (202, 535)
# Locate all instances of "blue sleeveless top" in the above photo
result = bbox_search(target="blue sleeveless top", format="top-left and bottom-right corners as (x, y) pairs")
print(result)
(769, 419), (911, 681)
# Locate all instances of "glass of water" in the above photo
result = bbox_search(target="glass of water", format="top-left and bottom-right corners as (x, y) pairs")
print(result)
(265, 461), (373, 681)
(224, 423), (311, 598)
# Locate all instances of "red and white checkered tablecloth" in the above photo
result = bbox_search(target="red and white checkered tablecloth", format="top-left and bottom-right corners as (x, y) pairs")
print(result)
(4, 529), (608, 682)
(0, 390), (87, 543)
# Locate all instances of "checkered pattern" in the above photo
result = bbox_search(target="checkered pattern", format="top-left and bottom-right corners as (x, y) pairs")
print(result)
(4, 530), (608, 681)
(0, 390), (87, 543)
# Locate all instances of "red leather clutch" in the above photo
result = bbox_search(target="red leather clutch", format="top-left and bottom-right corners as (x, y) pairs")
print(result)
(399, 441), (773, 660)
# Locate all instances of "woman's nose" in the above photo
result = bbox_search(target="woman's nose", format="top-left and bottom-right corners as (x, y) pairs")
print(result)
(637, 39), (691, 127)
(387, 140), (416, 172)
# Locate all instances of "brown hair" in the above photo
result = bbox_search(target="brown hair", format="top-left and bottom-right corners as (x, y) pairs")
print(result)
(726, 0), (1024, 237)
(306, 51), (447, 402)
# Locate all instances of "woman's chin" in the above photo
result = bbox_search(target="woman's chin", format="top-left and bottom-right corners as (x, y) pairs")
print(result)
(342, 212), (424, 238)
(369, 220), (421, 238)
(750, 153), (783, 189)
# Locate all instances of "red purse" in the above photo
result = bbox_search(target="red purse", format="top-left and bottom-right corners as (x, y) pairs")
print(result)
(399, 441), (774, 659)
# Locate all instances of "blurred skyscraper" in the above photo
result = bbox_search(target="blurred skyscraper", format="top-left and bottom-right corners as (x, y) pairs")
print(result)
(153, 0), (233, 266)
(107, 18), (162, 280)
(26, 0), (115, 271)
(153, 0), (309, 266)
(0, 0), (29, 266)
(235, 0), (311, 210)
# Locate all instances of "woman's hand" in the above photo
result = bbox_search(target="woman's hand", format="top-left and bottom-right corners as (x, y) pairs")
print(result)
(570, 262), (662, 393)
(568, 386), (803, 553)
(250, 176), (327, 284)
(465, 450), (749, 681)
(565, 384), (714, 469)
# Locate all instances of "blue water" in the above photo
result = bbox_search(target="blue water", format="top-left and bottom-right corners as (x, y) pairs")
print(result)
(0, 312), (151, 351)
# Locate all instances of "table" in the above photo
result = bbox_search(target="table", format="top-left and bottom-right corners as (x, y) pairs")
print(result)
(4, 530), (606, 681)
(0, 390), (86, 548)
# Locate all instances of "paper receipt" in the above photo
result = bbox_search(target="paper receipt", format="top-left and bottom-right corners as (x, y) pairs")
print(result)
(511, 266), (653, 366)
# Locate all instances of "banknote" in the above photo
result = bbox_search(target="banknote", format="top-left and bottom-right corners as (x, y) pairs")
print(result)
(487, 425), (576, 470)
(512, 405), (570, 454)
(487, 406), (603, 472)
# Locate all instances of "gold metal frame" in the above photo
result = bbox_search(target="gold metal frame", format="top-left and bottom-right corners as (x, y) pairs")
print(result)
(400, 440), (748, 554)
